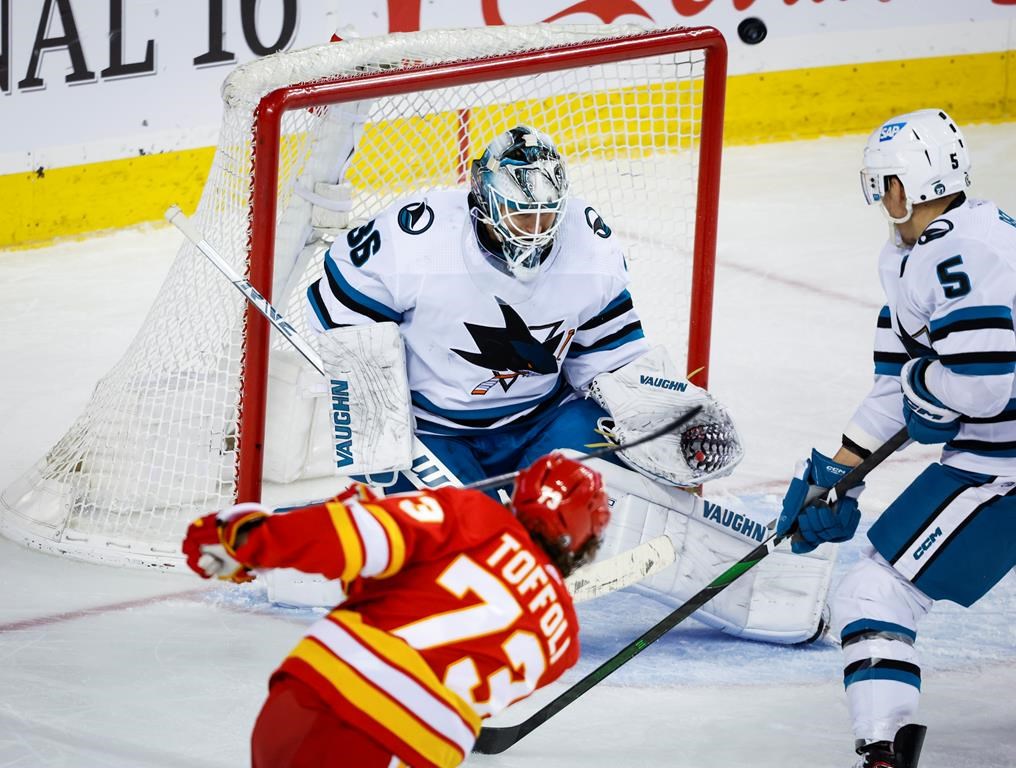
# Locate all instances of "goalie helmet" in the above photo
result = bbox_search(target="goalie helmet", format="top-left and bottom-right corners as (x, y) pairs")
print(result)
(860, 109), (971, 223)
(512, 454), (609, 565)
(470, 125), (569, 282)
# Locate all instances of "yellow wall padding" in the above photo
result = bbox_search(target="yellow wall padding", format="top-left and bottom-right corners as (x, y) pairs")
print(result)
(1, 51), (1012, 250)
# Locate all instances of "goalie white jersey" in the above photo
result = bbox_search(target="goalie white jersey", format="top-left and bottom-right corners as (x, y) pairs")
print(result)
(847, 197), (1016, 476)
(308, 189), (649, 435)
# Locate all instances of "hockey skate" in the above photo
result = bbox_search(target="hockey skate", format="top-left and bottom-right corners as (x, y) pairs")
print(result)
(853, 724), (927, 768)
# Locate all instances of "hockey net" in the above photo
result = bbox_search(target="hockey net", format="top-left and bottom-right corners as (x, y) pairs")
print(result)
(0, 24), (726, 568)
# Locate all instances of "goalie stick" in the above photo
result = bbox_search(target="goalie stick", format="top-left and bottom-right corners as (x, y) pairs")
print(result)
(473, 425), (911, 755)
(166, 205), (463, 493)
(165, 205), (329, 377)
(165, 205), (679, 604)
(463, 405), (704, 493)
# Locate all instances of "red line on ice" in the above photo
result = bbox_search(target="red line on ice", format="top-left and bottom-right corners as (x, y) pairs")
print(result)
(0, 587), (209, 632)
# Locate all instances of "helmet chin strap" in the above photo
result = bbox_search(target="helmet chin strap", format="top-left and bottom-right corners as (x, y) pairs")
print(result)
(880, 196), (912, 225)
(880, 198), (913, 248)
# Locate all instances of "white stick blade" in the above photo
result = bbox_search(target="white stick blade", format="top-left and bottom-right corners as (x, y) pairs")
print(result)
(566, 535), (677, 603)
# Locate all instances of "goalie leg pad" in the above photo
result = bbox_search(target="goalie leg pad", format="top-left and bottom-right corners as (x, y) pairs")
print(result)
(265, 567), (347, 609)
(586, 458), (835, 645)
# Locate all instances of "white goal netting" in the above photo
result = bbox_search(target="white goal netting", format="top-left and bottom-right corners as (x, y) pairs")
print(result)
(0, 24), (724, 568)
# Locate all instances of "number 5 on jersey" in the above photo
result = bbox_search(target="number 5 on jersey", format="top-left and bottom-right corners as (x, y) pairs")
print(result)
(936, 255), (971, 298)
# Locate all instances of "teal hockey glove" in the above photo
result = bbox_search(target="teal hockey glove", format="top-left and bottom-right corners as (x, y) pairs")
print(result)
(900, 357), (961, 444)
(777, 449), (863, 554)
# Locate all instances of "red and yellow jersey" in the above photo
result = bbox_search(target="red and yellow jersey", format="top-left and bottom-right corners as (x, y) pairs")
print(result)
(233, 485), (580, 768)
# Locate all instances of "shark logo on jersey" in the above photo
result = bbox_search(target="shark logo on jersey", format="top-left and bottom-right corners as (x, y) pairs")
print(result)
(584, 206), (612, 239)
(398, 201), (435, 235)
(879, 122), (906, 141)
(452, 301), (571, 395)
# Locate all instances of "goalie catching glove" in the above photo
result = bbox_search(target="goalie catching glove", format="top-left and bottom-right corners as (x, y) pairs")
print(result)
(588, 346), (743, 486)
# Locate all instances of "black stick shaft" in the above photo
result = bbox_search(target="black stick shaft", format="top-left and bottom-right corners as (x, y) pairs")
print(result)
(464, 405), (703, 493)
(473, 425), (910, 755)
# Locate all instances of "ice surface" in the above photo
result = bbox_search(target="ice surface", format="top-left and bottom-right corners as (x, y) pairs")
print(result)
(2, 124), (1015, 767)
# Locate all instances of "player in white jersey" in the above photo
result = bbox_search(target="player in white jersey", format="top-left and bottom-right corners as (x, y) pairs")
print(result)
(307, 125), (650, 487)
(293, 124), (831, 650)
(776, 109), (1016, 767)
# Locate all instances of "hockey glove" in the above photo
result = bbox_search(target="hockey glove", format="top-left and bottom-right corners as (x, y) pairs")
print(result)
(776, 449), (863, 554)
(182, 503), (270, 582)
(900, 357), (961, 444)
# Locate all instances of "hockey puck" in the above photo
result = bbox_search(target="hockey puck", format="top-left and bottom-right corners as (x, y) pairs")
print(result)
(737, 17), (768, 45)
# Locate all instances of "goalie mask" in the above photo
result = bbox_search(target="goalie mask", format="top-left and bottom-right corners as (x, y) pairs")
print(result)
(470, 126), (569, 282)
(860, 109), (971, 224)
(512, 454), (609, 572)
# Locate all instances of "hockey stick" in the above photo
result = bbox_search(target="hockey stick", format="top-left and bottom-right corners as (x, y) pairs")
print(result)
(165, 205), (328, 376)
(166, 205), (463, 490)
(473, 425), (911, 754)
(169, 206), (705, 495)
(463, 406), (704, 493)
(565, 534), (676, 603)
(166, 205), (682, 604)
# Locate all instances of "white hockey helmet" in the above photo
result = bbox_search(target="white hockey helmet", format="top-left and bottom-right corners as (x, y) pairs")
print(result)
(860, 109), (971, 222)
(470, 126), (569, 281)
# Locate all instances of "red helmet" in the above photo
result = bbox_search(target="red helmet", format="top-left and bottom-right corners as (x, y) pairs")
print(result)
(511, 454), (610, 555)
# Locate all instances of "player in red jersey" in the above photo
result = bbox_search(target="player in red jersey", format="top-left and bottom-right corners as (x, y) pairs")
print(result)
(183, 453), (609, 768)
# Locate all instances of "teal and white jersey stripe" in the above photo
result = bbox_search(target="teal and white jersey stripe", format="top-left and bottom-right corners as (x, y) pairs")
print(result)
(928, 304), (1015, 376)
(873, 305), (909, 377)
(844, 304), (910, 453)
(564, 288), (645, 390)
(847, 198), (1016, 474)
(308, 189), (647, 435)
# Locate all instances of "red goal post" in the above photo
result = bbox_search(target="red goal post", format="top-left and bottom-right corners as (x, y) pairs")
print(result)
(242, 25), (727, 503)
(1, 24), (727, 568)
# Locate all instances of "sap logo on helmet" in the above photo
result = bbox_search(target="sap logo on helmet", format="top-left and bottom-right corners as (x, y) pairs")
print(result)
(330, 380), (355, 468)
(879, 122), (906, 142)
(639, 375), (687, 392)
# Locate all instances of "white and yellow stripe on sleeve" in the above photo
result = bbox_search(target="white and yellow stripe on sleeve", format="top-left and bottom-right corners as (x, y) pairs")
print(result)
(323, 499), (407, 582)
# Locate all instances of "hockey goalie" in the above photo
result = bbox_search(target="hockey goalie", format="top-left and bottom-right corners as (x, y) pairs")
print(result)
(257, 93), (834, 645)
